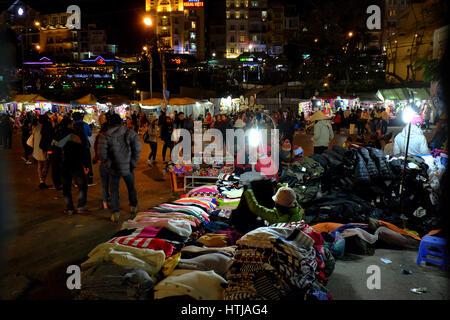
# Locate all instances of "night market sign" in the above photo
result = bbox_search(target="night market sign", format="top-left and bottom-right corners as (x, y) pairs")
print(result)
(183, 0), (204, 8)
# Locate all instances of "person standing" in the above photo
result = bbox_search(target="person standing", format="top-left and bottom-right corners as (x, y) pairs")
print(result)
(0, 114), (13, 149)
(53, 117), (89, 215)
(20, 117), (33, 164)
(93, 115), (111, 210)
(99, 114), (142, 222)
(310, 110), (334, 154)
(161, 116), (174, 163)
(334, 110), (342, 134)
(31, 115), (51, 189)
(73, 112), (94, 185)
(423, 104), (432, 131)
(131, 111), (139, 132)
(381, 107), (390, 135)
(145, 116), (159, 166)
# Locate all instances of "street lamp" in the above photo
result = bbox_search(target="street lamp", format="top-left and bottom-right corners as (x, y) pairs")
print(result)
(34, 21), (40, 27)
(143, 17), (153, 99)
(348, 31), (354, 38)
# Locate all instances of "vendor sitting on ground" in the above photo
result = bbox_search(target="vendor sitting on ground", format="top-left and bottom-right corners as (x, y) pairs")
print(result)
(243, 184), (304, 225)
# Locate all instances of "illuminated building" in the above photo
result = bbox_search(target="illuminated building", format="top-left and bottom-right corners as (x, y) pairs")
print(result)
(225, 0), (268, 59)
(145, 0), (205, 60)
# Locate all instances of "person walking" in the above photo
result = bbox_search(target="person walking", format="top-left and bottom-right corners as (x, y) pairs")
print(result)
(310, 110), (334, 154)
(99, 114), (142, 222)
(53, 117), (89, 215)
(73, 112), (94, 185)
(145, 116), (159, 166)
(93, 116), (111, 210)
(0, 114), (13, 149)
(31, 115), (51, 189)
(21, 117), (33, 164)
(334, 110), (342, 134)
(161, 116), (174, 163)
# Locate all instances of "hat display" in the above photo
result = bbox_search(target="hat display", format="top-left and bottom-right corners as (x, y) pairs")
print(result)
(272, 187), (297, 208)
(309, 110), (330, 121)
(234, 119), (246, 128)
(281, 139), (291, 152)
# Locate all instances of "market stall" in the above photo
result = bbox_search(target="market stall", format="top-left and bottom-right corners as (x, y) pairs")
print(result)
(165, 98), (214, 119)
(5, 94), (52, 114)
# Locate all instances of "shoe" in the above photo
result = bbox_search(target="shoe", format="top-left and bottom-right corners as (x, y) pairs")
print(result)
(88, 182), (97, 187)
(77, 207), (89, 214)
(130, 207), (138, 220)
(111, 212), (120, 222)
(25, 161), (32, 165)
(39, 183), (50, 189)
(146, 160), (152, 164)
(65, 209), (75, 215)
(101, 202), (109, 210)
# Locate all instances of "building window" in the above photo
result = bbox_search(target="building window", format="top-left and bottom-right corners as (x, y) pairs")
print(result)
(236, 11), (240, 19)
(240, 35), (245, 42)
(261, 11), (267, 22)
(175, 39), (179, 46)
(190, 32), (196, 40)
(230, 36), (235, 42)
(251, 1), (258, 7)
(230, 24), (235, 30)
(226, 11), (230, 19)
(252, 35), (257, 41)
(191, 43), (196, 50)
(240, 24), (245, 30)
(230, 48), (234, 53)
(191, 21), (196, 29)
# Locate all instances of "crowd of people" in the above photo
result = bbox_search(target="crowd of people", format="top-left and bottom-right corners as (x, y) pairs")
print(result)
(0, 101), (446, 223)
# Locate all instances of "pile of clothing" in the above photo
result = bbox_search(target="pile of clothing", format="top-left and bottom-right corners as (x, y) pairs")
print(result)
(224, 222), (332, 300)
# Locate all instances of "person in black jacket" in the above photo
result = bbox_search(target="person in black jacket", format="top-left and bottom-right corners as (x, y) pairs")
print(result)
(99, 114), (142, 222)
(20, 118), (33, 164)
(161, 116), (174, 163)
(53, 117), (90, 215)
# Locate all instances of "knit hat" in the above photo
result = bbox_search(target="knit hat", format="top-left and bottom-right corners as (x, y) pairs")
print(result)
(309, 110), (330, 121)
(294, 146), (303, 157)
(272, 187), (297, 208)
(281, 139), (291, 152)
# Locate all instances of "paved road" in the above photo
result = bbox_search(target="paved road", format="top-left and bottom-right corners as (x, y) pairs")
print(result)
(0, 124), (447, 300)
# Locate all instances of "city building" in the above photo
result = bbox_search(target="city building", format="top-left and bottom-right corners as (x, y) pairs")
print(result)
(225, 0), (268, 59)
(283, 3), (300, 47)
(144, 0), (206, 60)
(206, 0), (226, 60)
(384, 0), (445, 83)
(267, 2), (284, 56)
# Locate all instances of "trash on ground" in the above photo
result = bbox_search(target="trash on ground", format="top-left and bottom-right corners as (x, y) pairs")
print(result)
(410, 288), (427, 294)
(380, 258), (392, 264)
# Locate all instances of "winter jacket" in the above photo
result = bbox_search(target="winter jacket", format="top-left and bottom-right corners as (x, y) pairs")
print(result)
(55, 128), (89, 170)
(321, 149), (344, 168)
(99, 124), (142, 177)
(312, 120), (334, 147)
(243, 188), (304, 225)
(358, 147), (379, 178)
(31, 126), (48, 161)
(393, 124), (429, 156)
(352, 150), (371, 183)
(367, 147), (393, 179)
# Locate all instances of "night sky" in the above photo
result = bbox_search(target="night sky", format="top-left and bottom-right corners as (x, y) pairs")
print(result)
(0, 0), (309, 54)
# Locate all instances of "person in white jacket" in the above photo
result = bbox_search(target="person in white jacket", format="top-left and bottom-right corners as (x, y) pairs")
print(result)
(393, 123), (429, 155)
(310, 110), (334, 154)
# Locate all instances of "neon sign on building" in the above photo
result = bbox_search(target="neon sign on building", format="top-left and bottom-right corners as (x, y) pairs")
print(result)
(183, 0), (204, 8)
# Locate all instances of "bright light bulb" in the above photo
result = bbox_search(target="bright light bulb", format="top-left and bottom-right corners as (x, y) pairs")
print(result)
(248, 129), (261, 147)
(17, 7), (24, 16)
(402, 107), (415, 124)
(144, 17), (152, 26)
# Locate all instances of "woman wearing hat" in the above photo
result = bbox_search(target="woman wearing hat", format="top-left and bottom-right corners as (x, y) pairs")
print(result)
(310, 110), (334, 154)
(243, 184), (304, 225)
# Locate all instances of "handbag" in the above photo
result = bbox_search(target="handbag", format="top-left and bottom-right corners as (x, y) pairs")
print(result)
(143, 131), (150, 144)
(26, 134), (34, 148)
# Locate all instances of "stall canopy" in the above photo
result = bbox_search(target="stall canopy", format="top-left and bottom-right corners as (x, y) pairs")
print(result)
(100, 94), (131, 105)
(167, 97), (198, 106)
(376, 87), (430, 101)
(72, 94), (98, 105)
(10, 94), (48, 103)
(140, 98), (164, 106)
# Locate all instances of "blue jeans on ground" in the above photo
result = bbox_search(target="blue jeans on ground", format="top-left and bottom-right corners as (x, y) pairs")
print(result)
(61, 167), (87, 211)
(99, 164), (110, 203)
(110, 171), (137, 213)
